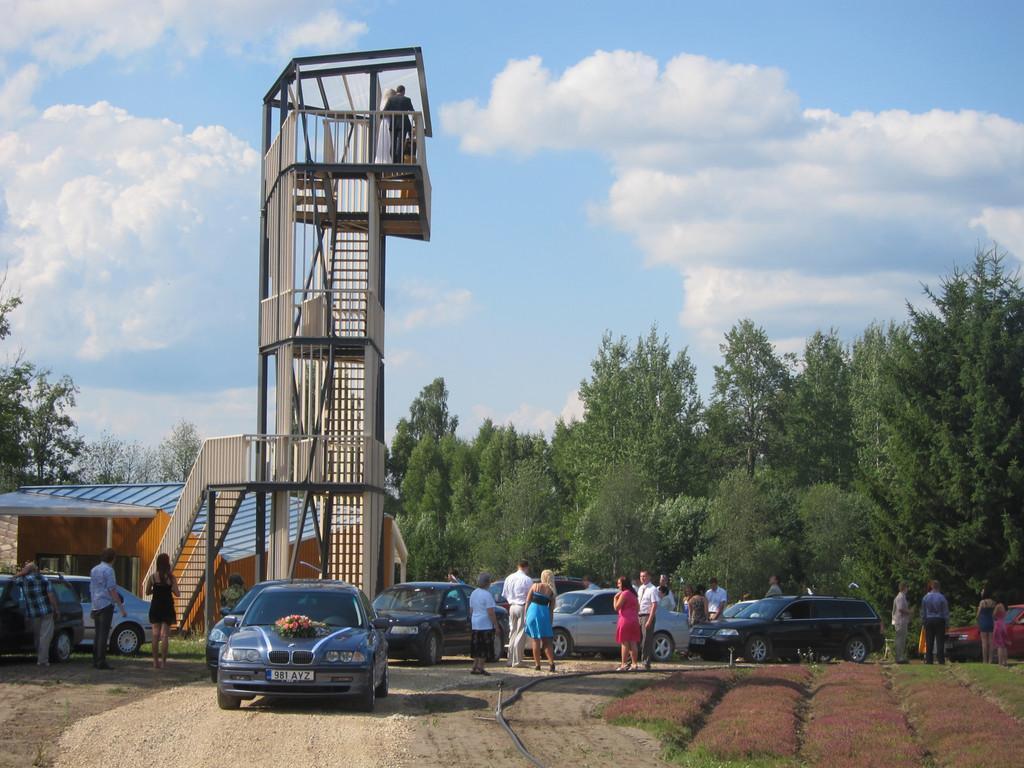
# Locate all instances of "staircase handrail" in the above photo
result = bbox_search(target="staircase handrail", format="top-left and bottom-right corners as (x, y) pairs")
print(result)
(142, 435), (249, 587)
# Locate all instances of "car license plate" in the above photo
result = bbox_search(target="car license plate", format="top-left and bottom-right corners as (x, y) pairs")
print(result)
(266, 669), (315, 682)
(690, 636), (706, 646)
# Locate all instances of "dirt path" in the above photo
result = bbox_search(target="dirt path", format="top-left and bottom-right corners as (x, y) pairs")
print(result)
(0, 654), (207, 768)
(5, 654), (690, 768)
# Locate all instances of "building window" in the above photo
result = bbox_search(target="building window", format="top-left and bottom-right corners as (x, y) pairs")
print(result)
(36, 553), (141, 596)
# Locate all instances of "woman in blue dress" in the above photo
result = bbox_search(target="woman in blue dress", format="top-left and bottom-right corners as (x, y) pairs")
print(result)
(525, 569), (558, 672)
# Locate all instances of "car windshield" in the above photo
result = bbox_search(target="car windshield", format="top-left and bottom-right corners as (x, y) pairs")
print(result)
(1005, 607), (1023, 624)
(555, 593), (591, 614)
(230, 582), (271, 615)
(373, 587), (442, 614)
(728, 599), (785, 620)
(488, 583), (503, 601)
(722, 601), (754, 618)
(242, 590), (362, 628)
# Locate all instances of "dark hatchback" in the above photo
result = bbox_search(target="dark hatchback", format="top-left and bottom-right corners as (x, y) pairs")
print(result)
(688, 595), (884, 663)
(206, 579), (323, 681)
(372, 582), (509, 665)
(0, 574), (84, 662)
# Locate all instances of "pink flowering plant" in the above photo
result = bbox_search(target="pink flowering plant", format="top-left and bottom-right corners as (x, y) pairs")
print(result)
(274, 614), (326, 638)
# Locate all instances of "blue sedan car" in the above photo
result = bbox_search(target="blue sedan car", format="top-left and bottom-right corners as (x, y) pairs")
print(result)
(216, 581), (389, 711)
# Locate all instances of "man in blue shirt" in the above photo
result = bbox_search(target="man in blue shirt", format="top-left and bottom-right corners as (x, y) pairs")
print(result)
(14, 561), (60, 666)
(90, 547), (127, 670)
(921, 579), (950, 665)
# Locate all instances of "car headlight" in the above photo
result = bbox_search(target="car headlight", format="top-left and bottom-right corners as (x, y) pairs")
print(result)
(715, 628), (740, 638)
(389, 625), (419, 635)
(208, 628), (227, 643)
(325, 650), (366, 663)
(224, 647), (261, 662)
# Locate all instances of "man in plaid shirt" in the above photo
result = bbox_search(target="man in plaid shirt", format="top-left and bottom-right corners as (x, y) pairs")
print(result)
(14, 561), (61, 666)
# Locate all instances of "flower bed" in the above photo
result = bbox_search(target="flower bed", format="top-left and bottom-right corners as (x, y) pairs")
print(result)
(688, 665), (811, 761)
(893, 665), (1024, 768)
(603, 669), (734, 741)
(802, 663), (920, 768)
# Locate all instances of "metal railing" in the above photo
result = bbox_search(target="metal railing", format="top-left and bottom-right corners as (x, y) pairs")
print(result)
(246, 434), (383, 487)
(259, 288), (384, 347)
(143, 436), (249, 586)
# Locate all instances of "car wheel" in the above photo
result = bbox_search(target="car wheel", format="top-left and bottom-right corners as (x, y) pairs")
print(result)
(653, 632), (675, 662)
(209, 669), (218, 683)
(375, 664), (389, 698)
(216, 690), (241, 710)
(111, 624), (143, 655)
(419, 631), (441, 666)
(843, 635), (869, 663)
(50, 630), (73, 663)
(744, 635), (772, 663)
(552, 629), (573, 659)
(356, 675), (376, 712)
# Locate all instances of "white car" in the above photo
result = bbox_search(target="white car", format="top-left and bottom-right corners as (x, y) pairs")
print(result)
(551, 589), (689, 662)
(60, 575), (153, 655)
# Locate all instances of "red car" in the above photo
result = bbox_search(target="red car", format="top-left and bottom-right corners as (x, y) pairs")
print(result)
(945, 604), (1024, 660)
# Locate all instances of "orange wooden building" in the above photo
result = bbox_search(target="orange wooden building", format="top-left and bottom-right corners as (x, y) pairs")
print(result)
(0, 482), (407, 633)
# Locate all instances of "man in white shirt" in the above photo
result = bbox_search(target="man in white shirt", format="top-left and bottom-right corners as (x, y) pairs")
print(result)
(637, 570), (661, 670)
(501, 560), (533, 667)
(705, 578), (727, 620)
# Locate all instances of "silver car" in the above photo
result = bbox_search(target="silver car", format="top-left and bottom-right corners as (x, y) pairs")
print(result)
(552, 588), (689, 662)
(62, 575), (153, 655)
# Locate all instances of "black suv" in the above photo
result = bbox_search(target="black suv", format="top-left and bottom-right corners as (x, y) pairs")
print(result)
(0, 575), (84, 662)
(688, 595), (884, 663)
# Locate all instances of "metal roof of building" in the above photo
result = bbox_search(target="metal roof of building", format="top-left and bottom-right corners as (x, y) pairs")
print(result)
(10, 483), (316, 562)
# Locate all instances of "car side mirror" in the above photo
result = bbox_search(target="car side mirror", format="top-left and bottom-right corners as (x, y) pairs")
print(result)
(440, 604), (456, 615)
(778, 613), (791, 621)
(372, 617), (390, 630)
(223, 616), (238, 628)
(580, 607), (595, 616)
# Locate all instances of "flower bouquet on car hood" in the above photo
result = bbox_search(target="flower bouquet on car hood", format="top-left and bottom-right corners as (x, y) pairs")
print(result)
(274, 614), (326, 638)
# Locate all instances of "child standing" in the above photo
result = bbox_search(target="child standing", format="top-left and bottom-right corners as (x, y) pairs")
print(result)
(992, 603), (1010, 667)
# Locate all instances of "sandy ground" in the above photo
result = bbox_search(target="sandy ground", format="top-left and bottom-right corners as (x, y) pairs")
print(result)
(2, 652), (693, 768)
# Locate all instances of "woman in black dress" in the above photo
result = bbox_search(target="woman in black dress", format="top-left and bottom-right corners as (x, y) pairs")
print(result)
(146, 553), (179, 669)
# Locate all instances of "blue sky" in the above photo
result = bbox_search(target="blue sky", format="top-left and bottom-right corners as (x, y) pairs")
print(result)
(0, 1), (1021, 445)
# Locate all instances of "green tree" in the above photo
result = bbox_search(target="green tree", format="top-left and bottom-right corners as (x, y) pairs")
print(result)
(708, 319), (793, 478)
(798, 483), (873, 595)
(23, 372), (84, 484)
(157, 420), (202, 482)
(684, 470), (798, 599)
(781, 330), (856, 487)
(571, 465), (655, 580)
(475, 457), (560, 574)
(573, 327), (703, 502)
(387, 377), (459, 493)
(78, 432), (158, 484)
(864, 248), (1024, 608)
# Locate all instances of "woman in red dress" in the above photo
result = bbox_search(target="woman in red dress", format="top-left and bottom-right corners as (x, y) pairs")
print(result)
(613, 575), (642, 671)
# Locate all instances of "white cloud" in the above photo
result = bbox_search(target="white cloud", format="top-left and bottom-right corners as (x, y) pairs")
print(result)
(0, 0), (368, 69)
(74, 386), (255, 444)
(389, 283), (475, 332)
(0, 64), (40, 126)
(274, 10), (368, 60)
(471, 389), (585, 436)
(443, 51), (1024, 343)
(0, 100), (259, 360)
(971, 207), (1024, 263)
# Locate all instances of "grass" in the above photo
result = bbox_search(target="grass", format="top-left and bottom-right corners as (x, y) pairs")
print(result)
(892, 663), (1024, 767)
(166, 633), (206, 661)
(951, 662), (1024, 719)
(802, 663), (920, 768)
(602, 669), (736, 747)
